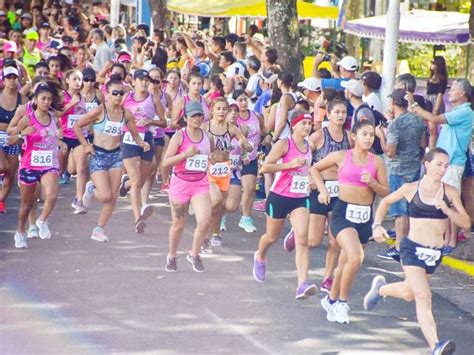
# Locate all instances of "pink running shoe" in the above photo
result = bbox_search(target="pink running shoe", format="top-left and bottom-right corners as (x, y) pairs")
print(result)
(160, 182), (169, 194)
(283, 229), (295, 252)
(253, 200), (266, 212)
(320, 277), (333, 294)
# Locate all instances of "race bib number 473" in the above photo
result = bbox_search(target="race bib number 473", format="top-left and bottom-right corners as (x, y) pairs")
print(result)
(185, 155), (208, 172)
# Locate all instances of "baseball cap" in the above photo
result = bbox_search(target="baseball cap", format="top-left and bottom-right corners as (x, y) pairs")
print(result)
(82, 67), (97, 81)
(50, 39), (63, 50)
(185, 101), (204, 117)
(336, 56), (359, 72)
(388, 88), (409, 108)
(21, 13), (33, 20)
(3, 41), (18, 53)
(133, 69), (150, 80)
(361, 71), (382, 91)
(228, 99), (239, 108)
(25, 31), (39, 41)
(252, 33), (264, 43)
(117, 52), (132, 64)
(40, 22), (51, 29)
(297, 78), (322, 92)
(3, 66), (19, 78)
(341, 79), (364, 97)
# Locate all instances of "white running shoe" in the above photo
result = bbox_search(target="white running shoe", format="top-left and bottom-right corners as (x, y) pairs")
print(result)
(73, 201), (87, 215)
(220, 216), (227, 231)
(140, 204), (154, 221)
(14, 231), (28, 248)
(36, 218), (51, 239)
(331, 301), (350, 324)
(27, 225), (39, 239)
(91, 227), (109, 242)
(82, 181), (95, 208)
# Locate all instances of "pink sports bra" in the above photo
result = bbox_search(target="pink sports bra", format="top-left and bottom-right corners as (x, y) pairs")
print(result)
(338, 149), (377, 187)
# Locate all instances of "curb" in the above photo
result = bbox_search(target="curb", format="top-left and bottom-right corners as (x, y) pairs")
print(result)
(384, 239), (474, 277)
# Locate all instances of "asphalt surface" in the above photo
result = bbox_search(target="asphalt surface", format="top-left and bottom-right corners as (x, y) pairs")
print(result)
(1, 180), (473, 354)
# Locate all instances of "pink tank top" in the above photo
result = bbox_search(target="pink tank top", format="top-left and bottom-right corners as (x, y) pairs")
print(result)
(153, 91), (168, 139)
(173, 127), (211, 182)
(339, 149), (377, 187)
(122, 92), (156, 134)
(270, 138), (312, 198)
(60, 91), (87, 139)
(236, 110), (260, 161)
(21, 110), (59, 171)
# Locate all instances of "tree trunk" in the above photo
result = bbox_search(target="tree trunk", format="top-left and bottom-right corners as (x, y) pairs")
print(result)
(470, 2), (474, 38)
(149, 0), (169, 31)
(266, 0), (303, 80)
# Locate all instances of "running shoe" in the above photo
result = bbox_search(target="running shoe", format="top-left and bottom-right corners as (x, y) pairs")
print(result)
(165, 255), (178, 272)
(283, 229), (295, 252)
(91, 226), (109, 242)
(253, 251), (266, 282)
(58, 171), (71, 185)
(210, 235), (223, 247)
(377, 246), (400, 262)
(253, 200), (266, 212)
(36, 218), (51, 239)
(71, 197), (78, 209)
(27, 225), (39, 239)
(159, 182), (169, 194)
(295, 281), (317, 300)
(186, 254), (204, 272)
(140, 204), (154, 222)
(119, 174), (130, 197)
(442, 246), (454, 256)
(82, 181), (95, 208)
(457, 230), (469, 242)
(432, 340), (456, 355)
(363, 275), (387, 311)
(135, 219), (146, 234)
(386, 229), (397, 240)
(220, 216), (227, 231)
(239, 216), (257, 233)
(321, 295), (333, 313)
(201, 239), (213, 254)
(188, 204), (194, 216)
(330, 301), (350, 324)
(14, 231), (28, 248)
(73, 201), (87, 215)
(0, 201), (6, 213)
(320, 277), (333, 294)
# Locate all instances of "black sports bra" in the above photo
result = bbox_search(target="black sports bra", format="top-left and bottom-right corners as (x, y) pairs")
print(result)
(408, 181), (450, 219)
(0, 93), (22, 124)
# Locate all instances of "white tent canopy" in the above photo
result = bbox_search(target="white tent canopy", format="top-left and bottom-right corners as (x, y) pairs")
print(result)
(344, 10), (471, 46)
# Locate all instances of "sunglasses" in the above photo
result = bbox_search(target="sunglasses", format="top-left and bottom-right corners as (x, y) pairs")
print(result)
(150, 78), (161, 84)
(110, 90), (125, 96)
(5, 75), (18, 80)
(83, 77), (96, 82)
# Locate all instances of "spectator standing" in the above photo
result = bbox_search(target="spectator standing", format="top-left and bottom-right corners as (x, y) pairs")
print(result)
(91, 29), (113, 73)
(427, 56), (448, 115)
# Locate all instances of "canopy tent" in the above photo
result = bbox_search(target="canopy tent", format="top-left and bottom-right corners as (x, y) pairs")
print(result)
(344, 10), (471, 46)
(167, 0), (339, 20)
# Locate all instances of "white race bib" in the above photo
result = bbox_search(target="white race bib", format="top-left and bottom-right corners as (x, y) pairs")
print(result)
(229, 154), (240, 169)
(210, 162), (230, 177)
(345, 204), (371, 224)
(325, 181), (339, 198)
(85, 102), (98, 113)
(415, 247), (441, 267)
(185, 154), (208, 172)
(122, 131), (145, 146)
(67, 114), (82, 129)
(31, 150), (53, 167)
(0, 131), (8, 147)
(104, 120), (123, 136)
(290, 175), (309, 194)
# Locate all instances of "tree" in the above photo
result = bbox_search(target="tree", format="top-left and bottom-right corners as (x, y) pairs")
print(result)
(470, 1), (474, 38)
(149, 0), (168, 32)
(266, 0), (303, 80)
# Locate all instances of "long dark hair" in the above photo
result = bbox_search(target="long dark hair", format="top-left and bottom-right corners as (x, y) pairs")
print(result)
(430, 56), (447, 85)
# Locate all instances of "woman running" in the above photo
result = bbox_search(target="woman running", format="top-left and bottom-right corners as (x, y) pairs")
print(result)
(82, 67), (104, 112)
(119, 69), (165, 234)
(0, 66), (26, 213)
(253, 111), (317, 299)
(203, 97), (252, 248)
(13, 82), (66, 248)
(75, 78), (150, 242)
(163, 101), (214, 273)
(364, 148), (469, 355)
(59, 69), (90, 215)
(234, 89), (265, 233)
(310, 120), (389, 324)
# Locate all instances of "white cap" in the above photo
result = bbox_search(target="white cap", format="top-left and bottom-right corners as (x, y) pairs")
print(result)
(341, 79), (364, 97)
(252, 33), (264, 43)
(297, 77), (322, 92)
(3, 66), (19, 77)
(336, 56), (359, 71)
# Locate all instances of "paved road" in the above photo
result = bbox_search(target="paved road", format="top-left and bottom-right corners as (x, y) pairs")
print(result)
(1, 181), (473, 354)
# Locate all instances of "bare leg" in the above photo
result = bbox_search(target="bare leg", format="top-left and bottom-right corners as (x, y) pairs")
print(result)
(18, 184), (36, 233)
(168, 198), (189, 257)
(241, 174), (256, 218)
(190, 192), (212, 256)
(38, 172), (59, 221)
(73, 146), (88, 202)
(290, 207), (310, 285)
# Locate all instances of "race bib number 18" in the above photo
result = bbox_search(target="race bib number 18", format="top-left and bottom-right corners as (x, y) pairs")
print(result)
(345, 204), (371, 224)
(290, 176), (309, 194)
(185, 154), (208, 172)
(31, 150), (53, 167)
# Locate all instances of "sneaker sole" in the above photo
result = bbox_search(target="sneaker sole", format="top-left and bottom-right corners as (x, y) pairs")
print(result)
(295, 285), (317, 300)
(73, 209), (87, 215)
(165, 267), (177, 272)
(91, 236), (109, 242)
(139, 205), (155, 222)
(283, 232), (295, 252)
(438, 341), (456, 355)
(363, 275), (386, 311)
(239, 222), (256, 233)
(186, 257), (204, 273)
(320, 286), (331, 294)
(376, 254), (395, 260)
(135, 220), (146, 234)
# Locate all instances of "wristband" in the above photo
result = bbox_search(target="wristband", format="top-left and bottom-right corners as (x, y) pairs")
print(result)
(371, 224), (383, 230)
(410, 102), (419, 108)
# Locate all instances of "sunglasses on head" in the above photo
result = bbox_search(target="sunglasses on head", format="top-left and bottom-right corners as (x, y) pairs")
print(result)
(110, 90), (125, 96)
(83, 77), (96, 82)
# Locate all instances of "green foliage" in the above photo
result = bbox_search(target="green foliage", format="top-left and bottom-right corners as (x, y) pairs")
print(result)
(397, 43), (465, 78)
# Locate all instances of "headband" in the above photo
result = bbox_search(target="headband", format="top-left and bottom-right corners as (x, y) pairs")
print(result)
(291, 113), (312, 127)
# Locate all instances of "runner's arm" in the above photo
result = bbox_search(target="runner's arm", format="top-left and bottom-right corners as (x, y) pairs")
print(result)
(442, 185), (471, 231)
(124, 109), (148, 149)
(74, 105), (103, 147)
